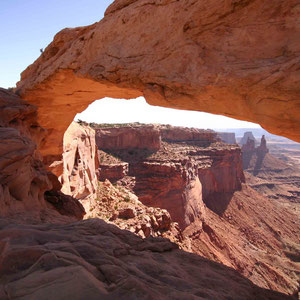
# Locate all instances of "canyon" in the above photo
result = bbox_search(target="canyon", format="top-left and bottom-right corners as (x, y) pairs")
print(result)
(0, 0), (299, 299)
(56, 121), (299, 296)
(0, 85), (299, 298)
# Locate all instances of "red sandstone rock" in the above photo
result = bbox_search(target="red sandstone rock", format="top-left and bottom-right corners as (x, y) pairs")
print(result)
(96, 125), (161, 151)
(0, 218), (290, 300)
(16, 0), (300, 163)
(44, 190), (85, 219)
(0, 89), (50, 218)
(59, 122), (99, 209)
(88, 180), (181, 243)
(0, 89), (85, 222)
(118, 206), (136, 219)
(131, 160), (205, 229)
(184, 184), (300, 295)
(98, 162), (128, 182)
(93, 124), (244, 229)
(160, 125), (218, 144)
(197, 147), (245, 214)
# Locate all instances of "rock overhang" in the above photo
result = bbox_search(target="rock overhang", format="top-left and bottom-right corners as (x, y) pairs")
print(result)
(15, 0), (300, 160)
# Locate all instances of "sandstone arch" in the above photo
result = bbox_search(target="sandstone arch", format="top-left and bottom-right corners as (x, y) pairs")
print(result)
(16, 0), (300, 160)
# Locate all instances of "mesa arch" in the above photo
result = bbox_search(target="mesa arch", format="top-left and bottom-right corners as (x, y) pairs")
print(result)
(16, 0), (300, 161)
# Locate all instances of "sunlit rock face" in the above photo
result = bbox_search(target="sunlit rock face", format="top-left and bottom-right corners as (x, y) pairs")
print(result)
(92, 124), (244, 229)
(57, 122), (99, 214)
(95, 125), (161, 151)
(16, 0), (300, 164)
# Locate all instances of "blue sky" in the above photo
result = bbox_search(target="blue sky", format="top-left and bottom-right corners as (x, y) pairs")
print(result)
(1, 0), (259, 129)
(0, 0), (113, 88)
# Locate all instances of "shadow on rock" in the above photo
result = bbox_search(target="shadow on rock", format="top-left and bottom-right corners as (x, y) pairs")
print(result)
(0, 218), (294, 300)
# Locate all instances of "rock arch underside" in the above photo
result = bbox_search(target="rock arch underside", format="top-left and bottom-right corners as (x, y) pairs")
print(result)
(16, 0), (300, 161)
(1, 0), (300, 299)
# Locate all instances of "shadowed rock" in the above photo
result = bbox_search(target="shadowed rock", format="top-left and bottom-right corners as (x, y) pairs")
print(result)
(0, 218), (293, 300)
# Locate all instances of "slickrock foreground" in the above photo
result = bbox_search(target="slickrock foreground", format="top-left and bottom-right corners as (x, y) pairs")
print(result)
(0, 218), (293, 300)
(16, 0), (300, 162)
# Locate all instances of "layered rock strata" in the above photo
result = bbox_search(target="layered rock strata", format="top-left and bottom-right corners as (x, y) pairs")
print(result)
(95, 124), (244, 228)
(96, 125), (161, 151)
(217, 132), (237, 144)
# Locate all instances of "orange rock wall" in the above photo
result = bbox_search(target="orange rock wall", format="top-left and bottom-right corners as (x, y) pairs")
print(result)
(60, 122), (99, 209)
(96, 125), (161, 151)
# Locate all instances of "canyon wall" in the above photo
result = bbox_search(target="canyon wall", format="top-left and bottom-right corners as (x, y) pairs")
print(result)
(15, 0), (300, 163)
(59, 123), (244, 229)
(160, 125), (218, 144)
(130, 160), (206, 229)
(58, 122), (99, 213)
(197, 148), (245, 214)
(96, 125), (161, 151)
(217, 132), (236, 144)
(94, 124), (244, 228)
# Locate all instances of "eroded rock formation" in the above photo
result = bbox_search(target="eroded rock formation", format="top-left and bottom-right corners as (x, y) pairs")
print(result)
(1, 0), (300, 297)
(57, 122), (99, 215)
(94, 124), (244, 228)
(15, 0), (300, 163)
(240, 131), (257, 145)
(88, 180), (183, 243)
(0, 89), (84, 222)
(0, 88), (50, 219)
(242, 134), (269, 171)
(217, 132), (237, 144)
(0, 218), (291, 300)
(96, 125), (161, 151)
(242, 134), (300, 202)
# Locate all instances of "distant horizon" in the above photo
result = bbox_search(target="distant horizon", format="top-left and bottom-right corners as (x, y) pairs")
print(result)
(75, 97), (261, 130)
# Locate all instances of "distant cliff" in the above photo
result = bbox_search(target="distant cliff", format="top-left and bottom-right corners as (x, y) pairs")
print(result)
(95, 124), (244, 228)
(217, 132), (236, 144)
